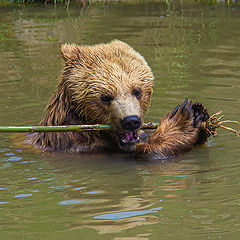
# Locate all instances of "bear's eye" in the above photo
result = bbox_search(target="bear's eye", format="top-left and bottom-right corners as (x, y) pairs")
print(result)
(100, 94), (114, 105)
(132, 88), (142, 100)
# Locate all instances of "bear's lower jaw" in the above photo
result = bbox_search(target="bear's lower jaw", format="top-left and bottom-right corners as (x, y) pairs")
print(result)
(115, 130), (139, 152)
(119, 143), (137, 153)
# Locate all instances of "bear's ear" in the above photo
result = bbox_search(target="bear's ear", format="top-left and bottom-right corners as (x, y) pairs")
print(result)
(110, 40), (132, 51)
(61, 43), (81, 62)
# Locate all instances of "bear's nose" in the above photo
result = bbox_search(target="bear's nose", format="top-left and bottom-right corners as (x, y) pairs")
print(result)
(121, 115), (141, 131)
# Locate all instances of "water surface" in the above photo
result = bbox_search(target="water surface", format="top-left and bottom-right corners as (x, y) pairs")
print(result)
(0, 1), (240, 239)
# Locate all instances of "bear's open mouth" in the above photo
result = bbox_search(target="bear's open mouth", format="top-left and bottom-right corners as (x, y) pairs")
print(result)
(116, 131), (140, 146)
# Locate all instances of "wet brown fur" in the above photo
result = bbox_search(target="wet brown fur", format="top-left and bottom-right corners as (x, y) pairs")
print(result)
(26, 40), (209, 159)
(136, 105), (199, 159)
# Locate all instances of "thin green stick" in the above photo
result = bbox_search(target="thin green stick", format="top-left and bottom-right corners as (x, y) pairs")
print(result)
(0, 112), (238, 136)
(0, 122), (159, 133)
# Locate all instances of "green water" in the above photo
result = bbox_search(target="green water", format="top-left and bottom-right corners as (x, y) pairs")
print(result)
(0, 1), (240, 239)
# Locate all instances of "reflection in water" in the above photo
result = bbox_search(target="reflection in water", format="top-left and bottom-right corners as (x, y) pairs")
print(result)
(40, 151), (210, 234)
(0, 1), (239, 239)
(93, 207), (163, 220)
(14, 193), (33, 198)
(58, 199), (89, 205)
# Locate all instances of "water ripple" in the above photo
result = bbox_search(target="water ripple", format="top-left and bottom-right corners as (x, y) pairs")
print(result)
(58, 200), (89, 205)
(8, 156), (22, 162)
(14, 193), (32, 198)
(94, 207), (163, 220)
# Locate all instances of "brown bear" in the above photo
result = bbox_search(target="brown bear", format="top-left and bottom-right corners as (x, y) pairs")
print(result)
(26, 40), (209, 159)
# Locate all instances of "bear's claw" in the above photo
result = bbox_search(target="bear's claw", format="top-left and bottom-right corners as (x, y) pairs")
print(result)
(168, 99), (209, 129)
(192, 102), (210, 127)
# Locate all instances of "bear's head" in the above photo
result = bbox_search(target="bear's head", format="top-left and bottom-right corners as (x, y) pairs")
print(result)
(50, 40), (153, 152)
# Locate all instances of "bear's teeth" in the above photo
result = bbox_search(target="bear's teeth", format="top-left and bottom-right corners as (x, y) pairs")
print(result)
(118, 131), (139, 145)
(122, 132), (139, 142)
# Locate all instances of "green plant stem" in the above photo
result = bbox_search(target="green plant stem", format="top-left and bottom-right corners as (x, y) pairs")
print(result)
(0, 123), (159, 133)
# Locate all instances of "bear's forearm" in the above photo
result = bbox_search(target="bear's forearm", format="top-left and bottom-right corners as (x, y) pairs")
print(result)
(136, 132), (198, 159)
(135, 111), (207, 158)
